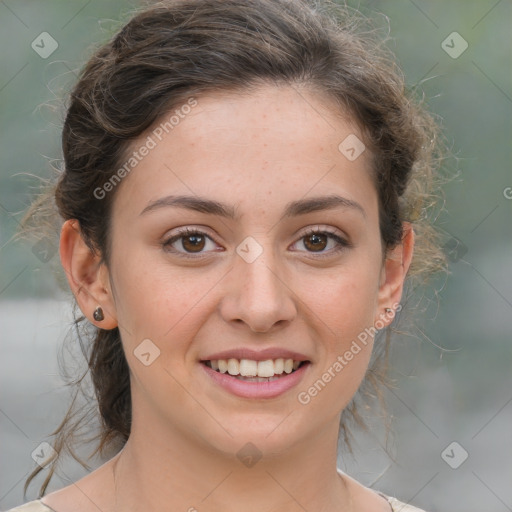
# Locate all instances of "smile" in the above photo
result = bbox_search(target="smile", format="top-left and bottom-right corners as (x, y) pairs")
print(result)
(200, 359), (311, 398)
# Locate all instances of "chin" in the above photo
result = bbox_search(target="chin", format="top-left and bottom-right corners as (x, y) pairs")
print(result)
(199, 409), (313, 460)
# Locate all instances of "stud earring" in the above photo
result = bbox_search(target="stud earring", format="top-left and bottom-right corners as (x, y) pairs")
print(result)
(385, 307), (393, 314)
(93, 306), (104, 322)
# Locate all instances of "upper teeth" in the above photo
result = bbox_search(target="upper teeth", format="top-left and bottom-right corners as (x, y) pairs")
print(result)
(208, 358), (301, 377)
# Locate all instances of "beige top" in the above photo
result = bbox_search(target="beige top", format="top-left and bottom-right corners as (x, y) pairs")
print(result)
(5, 495), (427, 512)
(5, 468), (426, 512)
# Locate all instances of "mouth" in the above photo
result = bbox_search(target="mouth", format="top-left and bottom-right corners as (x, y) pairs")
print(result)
(199, 358), (311, 399)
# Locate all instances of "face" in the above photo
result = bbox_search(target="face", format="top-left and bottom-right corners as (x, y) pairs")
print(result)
(79, 85), (408, 458)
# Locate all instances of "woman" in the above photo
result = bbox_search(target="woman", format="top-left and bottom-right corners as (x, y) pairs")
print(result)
(8, 0), (446, 510)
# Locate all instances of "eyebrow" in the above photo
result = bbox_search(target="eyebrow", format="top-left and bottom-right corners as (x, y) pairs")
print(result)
(139, 194), (366, 219)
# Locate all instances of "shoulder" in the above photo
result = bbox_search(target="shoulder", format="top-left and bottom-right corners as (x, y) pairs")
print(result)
(337, 470), (429, 512)
(3, 500), (55, 512)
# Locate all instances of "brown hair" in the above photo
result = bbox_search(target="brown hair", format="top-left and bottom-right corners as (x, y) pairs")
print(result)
(22, 0), (447, 496)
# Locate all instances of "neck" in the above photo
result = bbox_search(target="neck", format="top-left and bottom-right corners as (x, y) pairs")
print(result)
(109, 410), (350, 512)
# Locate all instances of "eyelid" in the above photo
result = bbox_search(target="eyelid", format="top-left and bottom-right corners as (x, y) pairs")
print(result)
(162, 225), (219, 241)
(298, 225), (348, 241)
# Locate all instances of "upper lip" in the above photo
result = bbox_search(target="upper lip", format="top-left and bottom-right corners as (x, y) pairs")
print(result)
(201, 348), (310, 362)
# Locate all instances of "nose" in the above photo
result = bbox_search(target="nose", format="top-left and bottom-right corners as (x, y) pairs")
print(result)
(219, 249), (297, 333)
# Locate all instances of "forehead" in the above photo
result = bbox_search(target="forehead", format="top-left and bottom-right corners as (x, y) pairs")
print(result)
(111, 84), (378, 223)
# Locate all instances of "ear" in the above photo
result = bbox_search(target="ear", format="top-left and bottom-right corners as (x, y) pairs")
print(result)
(59, 219), (118, 329)
(375, 222), (414, 326)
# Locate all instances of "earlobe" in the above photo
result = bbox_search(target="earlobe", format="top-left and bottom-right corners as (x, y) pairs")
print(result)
(59, 219), (118, 329)
(375, 222), (415, 326)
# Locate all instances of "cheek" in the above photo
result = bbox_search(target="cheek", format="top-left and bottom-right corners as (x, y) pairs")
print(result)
(304, 258), (382, 342)
(109, 247), (219, 354)
(296, 267), (379, 415)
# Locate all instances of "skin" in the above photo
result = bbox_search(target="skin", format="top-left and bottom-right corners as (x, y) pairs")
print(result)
(47, 84), (414, 512)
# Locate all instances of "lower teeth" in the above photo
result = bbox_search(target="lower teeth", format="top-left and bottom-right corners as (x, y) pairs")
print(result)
(232, 375), (283, 382)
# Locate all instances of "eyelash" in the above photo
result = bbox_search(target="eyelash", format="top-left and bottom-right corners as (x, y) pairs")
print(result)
(162, 227), (351, 260)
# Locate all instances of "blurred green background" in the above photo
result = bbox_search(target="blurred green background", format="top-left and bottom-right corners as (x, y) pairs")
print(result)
(1, 1), (511, 511)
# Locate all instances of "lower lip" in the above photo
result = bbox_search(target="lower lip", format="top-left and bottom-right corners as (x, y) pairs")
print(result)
(200, 362), (310, 399)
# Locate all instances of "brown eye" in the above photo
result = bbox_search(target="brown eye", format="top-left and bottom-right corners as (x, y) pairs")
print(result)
(303, 232), (328, 252)
(181, 233), (206, 252)
(292, 228), (351, 257)
(163, 228), (219, 257)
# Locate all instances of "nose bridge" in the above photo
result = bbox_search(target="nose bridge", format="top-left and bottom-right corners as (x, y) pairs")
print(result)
(242, 253), (283, 303)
